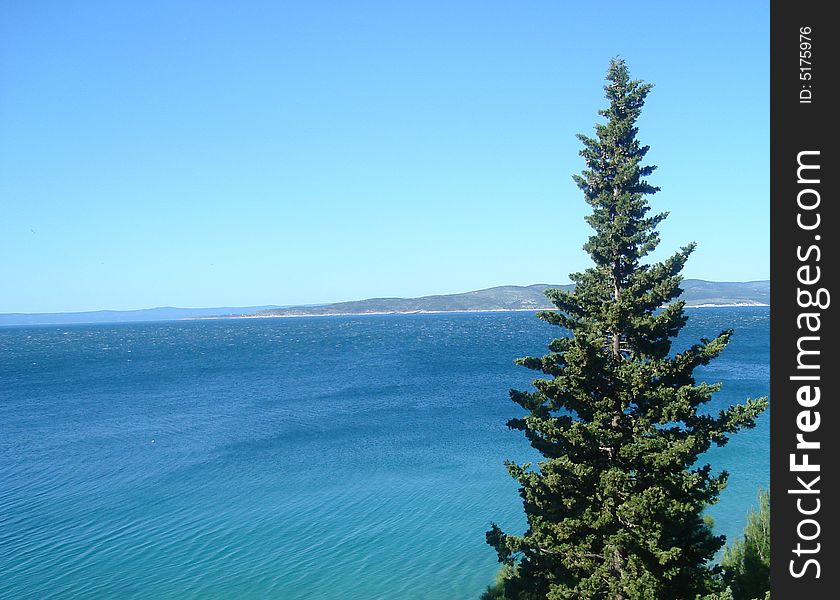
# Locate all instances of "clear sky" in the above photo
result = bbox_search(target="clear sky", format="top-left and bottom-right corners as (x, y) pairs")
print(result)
(1, 1), (768, 313)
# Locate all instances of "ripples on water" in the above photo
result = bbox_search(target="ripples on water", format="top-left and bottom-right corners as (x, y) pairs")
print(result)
(0, 308), (769, 599)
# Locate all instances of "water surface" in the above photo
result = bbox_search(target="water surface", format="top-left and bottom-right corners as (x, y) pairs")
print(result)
(0, 308), (769, 599)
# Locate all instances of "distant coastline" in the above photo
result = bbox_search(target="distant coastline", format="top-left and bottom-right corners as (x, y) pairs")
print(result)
(240, 280), (769, 320)
(208, 302), (770, 321)
(0, 280), (769, 327)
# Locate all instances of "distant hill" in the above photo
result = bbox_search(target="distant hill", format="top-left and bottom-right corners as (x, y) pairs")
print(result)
(254, 279), (769, 318)
(252, 284), (573, 317)
(679, 280), (769, 306)
(0, 280), (768, 326)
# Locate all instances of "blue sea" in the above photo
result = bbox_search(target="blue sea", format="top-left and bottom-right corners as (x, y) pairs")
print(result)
(0, 308), (769, 599)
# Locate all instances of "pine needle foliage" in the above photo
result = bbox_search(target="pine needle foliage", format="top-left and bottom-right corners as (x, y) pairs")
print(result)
(486, 59), (768, 600)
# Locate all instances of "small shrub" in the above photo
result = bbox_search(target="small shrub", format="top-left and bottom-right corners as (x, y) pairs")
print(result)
(479, 564), (516, 600)
(721, 489), (770, 600)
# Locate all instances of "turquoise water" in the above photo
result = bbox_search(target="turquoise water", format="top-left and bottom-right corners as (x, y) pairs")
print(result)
(0, 308), (768, 599)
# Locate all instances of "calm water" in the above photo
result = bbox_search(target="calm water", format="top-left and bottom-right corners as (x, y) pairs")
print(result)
(0, 308), (769, 599)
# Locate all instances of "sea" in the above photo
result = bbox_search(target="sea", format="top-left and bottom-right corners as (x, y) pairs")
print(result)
(0, 307), (769, 599)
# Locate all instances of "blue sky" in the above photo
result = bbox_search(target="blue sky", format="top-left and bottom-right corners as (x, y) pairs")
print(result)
(1, 1), (768, 313)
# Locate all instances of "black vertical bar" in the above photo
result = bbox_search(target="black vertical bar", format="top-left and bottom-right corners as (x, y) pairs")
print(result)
(770, 0), (836, 596)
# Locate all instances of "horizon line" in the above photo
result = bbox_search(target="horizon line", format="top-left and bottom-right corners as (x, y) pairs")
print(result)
(1, 278), (770, 317)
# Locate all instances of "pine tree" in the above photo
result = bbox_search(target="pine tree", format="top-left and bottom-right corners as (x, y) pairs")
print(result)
(486, 59), (768, 600)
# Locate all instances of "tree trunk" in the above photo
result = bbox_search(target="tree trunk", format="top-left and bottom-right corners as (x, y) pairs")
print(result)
(612, 547), (626, 600)
(611, 186), (622, 359)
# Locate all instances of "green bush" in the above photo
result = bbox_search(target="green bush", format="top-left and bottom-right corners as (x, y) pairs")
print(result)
(721, 489), (770, 600)
(479, 564), (516, 600)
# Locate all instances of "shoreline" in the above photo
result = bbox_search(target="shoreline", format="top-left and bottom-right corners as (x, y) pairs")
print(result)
(187, 303), (770, 321)
(0, 304), (769, 328)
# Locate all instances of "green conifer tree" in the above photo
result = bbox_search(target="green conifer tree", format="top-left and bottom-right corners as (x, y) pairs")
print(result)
(486, 59), (768, 600)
